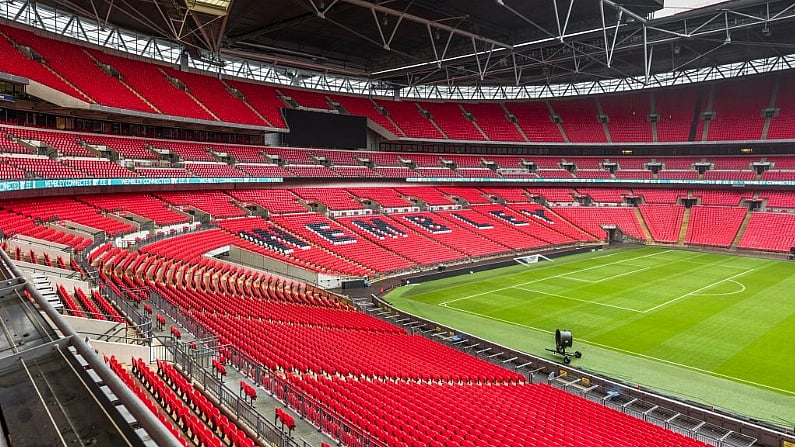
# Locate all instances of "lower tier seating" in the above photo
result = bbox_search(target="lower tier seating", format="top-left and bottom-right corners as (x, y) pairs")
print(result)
(685, 206), (747, 248)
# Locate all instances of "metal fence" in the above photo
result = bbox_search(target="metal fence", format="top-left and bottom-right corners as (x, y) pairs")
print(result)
(172, 344), (303, 447)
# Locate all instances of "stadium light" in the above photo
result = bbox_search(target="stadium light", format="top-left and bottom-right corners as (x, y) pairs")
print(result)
(184, 0), (232, 16)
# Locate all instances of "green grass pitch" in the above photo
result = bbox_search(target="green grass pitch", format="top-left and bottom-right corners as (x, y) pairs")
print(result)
(386, 247), (795, 426)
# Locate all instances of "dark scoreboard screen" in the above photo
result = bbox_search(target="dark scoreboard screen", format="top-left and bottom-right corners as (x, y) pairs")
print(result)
(283, 108), (368, 149)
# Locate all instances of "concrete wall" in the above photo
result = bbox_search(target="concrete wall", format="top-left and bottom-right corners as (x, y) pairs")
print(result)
(227, 245), (343, 288)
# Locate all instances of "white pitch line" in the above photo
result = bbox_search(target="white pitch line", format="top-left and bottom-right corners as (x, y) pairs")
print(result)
(515, 287), (644, 313)
(439, 249), (675, 306)
(559, 265), (652, 284)
(642, 267), (758, 313)
(695, 279), (746, 296)
(434, 304), (795, 396)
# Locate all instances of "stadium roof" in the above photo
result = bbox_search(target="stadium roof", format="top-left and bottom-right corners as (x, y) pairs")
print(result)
(10, 0), (795, 95)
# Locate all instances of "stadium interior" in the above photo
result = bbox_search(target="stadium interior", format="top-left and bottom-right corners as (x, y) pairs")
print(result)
(0, 0), (795, 446)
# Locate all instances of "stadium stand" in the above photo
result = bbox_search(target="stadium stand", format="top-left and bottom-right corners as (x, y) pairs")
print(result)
(87, 49), (216, 121)
(1, 25), (155, 112)
(503, 102), (566, 142)
(738, 212), (795, 252)
(551, 98), (607, 143)
(639, 204), (685, 243)
(553, 206), (647, 240)
(685, 206), (747, 248)
(601, 93), (652, 142)
(707, 78), (771, 141)
(419, 101), (485, 140)
(463, 103), (526, 141)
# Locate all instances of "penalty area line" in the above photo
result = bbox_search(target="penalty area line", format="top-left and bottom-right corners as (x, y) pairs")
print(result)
(514, 287), (644, 313)
(642, 267), (758, 314)
(439, 249), (674, 307)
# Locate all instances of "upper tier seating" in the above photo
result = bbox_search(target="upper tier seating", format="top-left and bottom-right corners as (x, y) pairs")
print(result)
(553, 206), (646, 240)
(376, 100), (444, 139)
(2, 25), (155, 113)
(768, 74), (795, 139)
(87, 49), (215, 121)
(463, 103), (525, 141)
(655, 86), (700, 142)
(601, 93), (652, 142)
(503, 102), (565, 142)
(2, 22), (795, 144)
(227, 189), (307, 214)
(224, 79), (287, 128)
(284, 88), (332, 110)
(738, 212), (795, 252)
(160, 67), (265, 125)
(551, 98), (607, 143)
(0, 27), (87, 98)
(707, 78), (770, 141)
(685, 206), (746, 247)
(328, 94), (403, 136)
(639, 204), (685, 243)
(419, 102), (485, 140)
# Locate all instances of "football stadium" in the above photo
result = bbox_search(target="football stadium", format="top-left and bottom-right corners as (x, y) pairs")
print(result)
(0, 0), (794, 445)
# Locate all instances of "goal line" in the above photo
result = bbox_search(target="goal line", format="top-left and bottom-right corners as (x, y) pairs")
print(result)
(514, 254), (553, 266)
